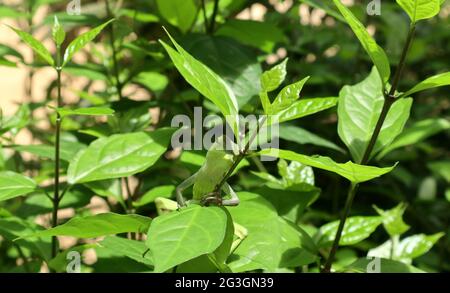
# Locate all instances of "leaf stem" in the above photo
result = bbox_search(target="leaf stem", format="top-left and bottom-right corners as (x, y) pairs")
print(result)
(201, 0), (209, 33)
(322, 183), (358, 272)
(208, 0), (220, 34)
(105, 0), (123, 100)
(321, 23), (416, 273)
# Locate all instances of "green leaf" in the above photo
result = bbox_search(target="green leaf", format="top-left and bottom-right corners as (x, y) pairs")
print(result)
(332, 0), (390, 85)
(156, 0), (197, 33)
(0, 171), (36, 202)
(52, 15), (66, 46)
(428, 161), (450, 183)
(396, 0), (441, 23)
(272, 97), (338, 124)
(216, 19), (286, 53)
(377, 118), (450, 159)
(260, 149), (396, 183)
(337, 68), (413, 163)
(20, 213), (151, 239)
(0, 104), (31, 136)
(7, 26), (54, 66)
(396, 233), (444, 259)
(299, 0), (345, 22)
(227, 192), (318, 272)
(146, 205), (228, 273)
(369, 233), (444, 262)
(181, 35), (262, 110)
(63, 19), (114, 67)
(346, 258), (424, 273)
(160, 30), (239, 135)
(269, 77), (310, 114)
(402, 72), (450, 97)
(0, 217), (53, 261)
(133, 185), (175, 207)
(373, 203), (410, 237)
(260, 58), (288, 92)
(318, 216), (382, 247)
(278, 124), (345, 153)
(67, 128), (174, 184)
(100, 236), (153, 267)
(57, 107), (115, 118)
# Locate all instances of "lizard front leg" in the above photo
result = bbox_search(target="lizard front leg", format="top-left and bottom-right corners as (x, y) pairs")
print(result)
(176, 173), (197, 208)
(221, 182), (240, 206)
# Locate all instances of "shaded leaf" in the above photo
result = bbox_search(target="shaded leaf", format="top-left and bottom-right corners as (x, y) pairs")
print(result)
(0, 171), (36, 202)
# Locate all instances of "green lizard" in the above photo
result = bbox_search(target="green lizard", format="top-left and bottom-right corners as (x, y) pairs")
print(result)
(176, 136), (241, 207)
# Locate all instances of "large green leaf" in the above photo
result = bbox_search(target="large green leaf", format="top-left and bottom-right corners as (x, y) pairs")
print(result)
(318, 216), (382, 247)
(8, 26), (54, 66)
(0, 171), (36, 202)
(346, 258), (424, 273)
(100, 236), (153, 267)
(373, 203), (410, 237)
(260, 149), (396, 183)
(182, 35), (262, 109)
(67, 128), (174, 184)
(156, 0), (197, 33)
(160, 30), (239, 135)
(146, 205), (228, 272)
(377, 118), (450, 159)
(63, 19), (114, 67)
(216, 19), (286, 53)
(401, 72), (450, 97)
(337, 68), (413, 163)
(333, 0), (390, 85)
(396, 0), (441, 23)
(21, 213), (151, 238)
(227, 192), (318, 272)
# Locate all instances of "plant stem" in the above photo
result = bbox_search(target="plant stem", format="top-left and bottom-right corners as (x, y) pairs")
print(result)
(214, 116), (267, 193)
(105, 0), (123, 100)
(201, 0), (209, 33)
(208, 0), (220, 34)
(321, 23), (417, 273)
(51, 46), (63, 261)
